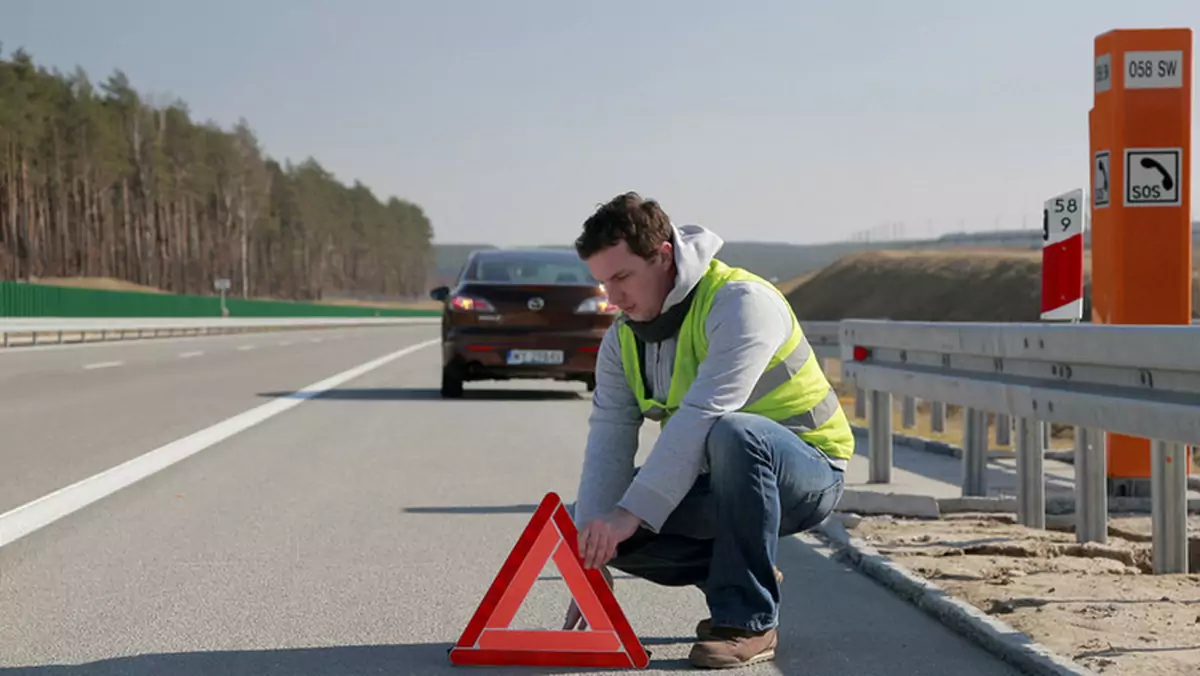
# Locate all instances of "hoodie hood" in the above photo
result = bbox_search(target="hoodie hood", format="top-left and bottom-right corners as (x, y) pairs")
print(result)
(621, 223), (724, 344)
(660, 223), (724, 314)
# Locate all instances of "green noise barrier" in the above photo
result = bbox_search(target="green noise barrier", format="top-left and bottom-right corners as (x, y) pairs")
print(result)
(0, 281), (441, 318)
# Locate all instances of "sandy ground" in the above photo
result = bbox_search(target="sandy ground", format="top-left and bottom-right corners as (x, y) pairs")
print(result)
(841, 512), (1200, 676)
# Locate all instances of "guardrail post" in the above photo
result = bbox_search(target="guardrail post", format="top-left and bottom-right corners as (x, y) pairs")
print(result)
(1016, 417), (1045, 528)
(995, 413), (1012, 446)
(962, 408), (988, 496)
(1151, 440), (1189, 574)
(901, 395), (916, 429)
(1074, 427), (1107, 544)
(854, 387), (866, 418)
(867, 389), (892, 484)
(930, 401), (945, 433)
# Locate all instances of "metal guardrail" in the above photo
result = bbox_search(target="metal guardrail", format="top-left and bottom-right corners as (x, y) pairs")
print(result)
(829, 319), (1200, 574)
(0, 316), (439, 347)
(801, 321), (841, 360)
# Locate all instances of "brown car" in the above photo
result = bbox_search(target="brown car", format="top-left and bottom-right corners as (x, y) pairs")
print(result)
(429, 248), (619, 398)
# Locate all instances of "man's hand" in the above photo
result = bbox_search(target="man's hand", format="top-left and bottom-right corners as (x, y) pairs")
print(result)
(578, 507), (641, 570)
(563, 566), (614, 630)
(563, 509), (639, 630)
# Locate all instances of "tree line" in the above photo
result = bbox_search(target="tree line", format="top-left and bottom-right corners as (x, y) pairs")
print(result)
(0, 46), (434, 301)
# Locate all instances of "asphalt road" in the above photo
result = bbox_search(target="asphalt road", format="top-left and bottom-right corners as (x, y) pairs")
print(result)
(0, 324), (436, 514)
(0, 326), (1021, 675)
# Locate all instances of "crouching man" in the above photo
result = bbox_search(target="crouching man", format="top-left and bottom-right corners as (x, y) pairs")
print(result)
(563, 192), (853, 669)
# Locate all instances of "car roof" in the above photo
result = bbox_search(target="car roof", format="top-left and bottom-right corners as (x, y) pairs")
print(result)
(461, 247), (598, 285)
(470, 247), (579, 262)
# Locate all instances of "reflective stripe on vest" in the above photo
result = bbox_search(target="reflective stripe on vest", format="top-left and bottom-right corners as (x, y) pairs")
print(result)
(775, 388), (841, 433)
(744, 333), (812, 405)
(615, 258), (855, 463)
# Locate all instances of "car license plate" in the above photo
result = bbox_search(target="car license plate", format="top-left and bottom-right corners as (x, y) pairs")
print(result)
(507, 349), (564, 365)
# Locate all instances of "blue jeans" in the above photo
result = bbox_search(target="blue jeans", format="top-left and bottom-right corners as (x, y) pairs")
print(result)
(605, 412), (845, 633)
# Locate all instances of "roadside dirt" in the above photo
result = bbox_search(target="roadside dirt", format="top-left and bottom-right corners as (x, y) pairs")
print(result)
(842, 513), (1200, 676)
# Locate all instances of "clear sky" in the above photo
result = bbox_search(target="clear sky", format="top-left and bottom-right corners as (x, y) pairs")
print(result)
(3, 0), (1198, 247)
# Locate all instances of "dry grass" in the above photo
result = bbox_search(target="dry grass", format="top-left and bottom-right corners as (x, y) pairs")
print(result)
(773, 270), (818, 296)
(786, 247), (1200, 322)
(789, 248), (1066, 322)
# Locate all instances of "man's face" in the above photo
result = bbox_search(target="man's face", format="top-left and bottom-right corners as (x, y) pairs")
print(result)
(584, 239), (675, 322)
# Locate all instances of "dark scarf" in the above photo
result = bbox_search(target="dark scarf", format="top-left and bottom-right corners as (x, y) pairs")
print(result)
(623, 284), (698, 344)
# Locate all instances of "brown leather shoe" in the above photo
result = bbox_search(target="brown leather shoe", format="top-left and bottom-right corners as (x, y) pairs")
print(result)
(688, 626), (778, 669)
(694, 567), (783, 639)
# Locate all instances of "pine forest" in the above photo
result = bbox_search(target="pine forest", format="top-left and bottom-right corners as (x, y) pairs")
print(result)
(0, 46), (434, 301)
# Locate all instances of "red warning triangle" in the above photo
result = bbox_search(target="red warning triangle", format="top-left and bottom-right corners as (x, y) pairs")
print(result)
(448, 491), (650, 669)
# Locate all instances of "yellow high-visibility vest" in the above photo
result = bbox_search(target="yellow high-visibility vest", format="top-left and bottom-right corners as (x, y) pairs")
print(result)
(616, 258), (855, 463)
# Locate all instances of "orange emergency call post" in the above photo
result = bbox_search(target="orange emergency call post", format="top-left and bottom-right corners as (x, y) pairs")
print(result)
(1089, 29), (1192, 494)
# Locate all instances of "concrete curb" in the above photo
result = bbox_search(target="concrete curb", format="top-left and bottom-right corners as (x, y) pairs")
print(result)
(836, 489), (941, 518)
(849, 424), (1200, 495)
(814, 516), (1098, 676)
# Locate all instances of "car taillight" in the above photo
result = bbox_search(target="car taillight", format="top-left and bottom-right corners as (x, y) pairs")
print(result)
(451, 295), (496, 312)
(575, 296), (618, 314)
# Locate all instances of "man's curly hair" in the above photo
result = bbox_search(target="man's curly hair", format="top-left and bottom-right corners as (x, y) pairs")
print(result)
(575, 192), (672, 260)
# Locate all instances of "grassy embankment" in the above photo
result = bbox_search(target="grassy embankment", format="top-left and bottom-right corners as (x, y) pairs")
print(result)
(28, 277), (444, 312)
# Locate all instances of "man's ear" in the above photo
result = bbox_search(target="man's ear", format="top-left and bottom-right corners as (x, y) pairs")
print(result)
(658, 241), (674, 266)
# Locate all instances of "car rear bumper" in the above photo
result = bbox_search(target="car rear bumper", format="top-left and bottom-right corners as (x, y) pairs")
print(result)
(443, 328), (604, 381)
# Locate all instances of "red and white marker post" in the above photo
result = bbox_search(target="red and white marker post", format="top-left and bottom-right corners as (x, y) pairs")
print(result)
(1041, 188), (1086, 321)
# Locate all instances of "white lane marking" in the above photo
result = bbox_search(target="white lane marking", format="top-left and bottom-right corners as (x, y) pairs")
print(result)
(83, 361), (123, 370)
(279, 341), (293, 346)
(237, 345), (255, 351)
(180, 351), (204, 359)
(310, 338), (323, 343)
(0, 338), (438, 550)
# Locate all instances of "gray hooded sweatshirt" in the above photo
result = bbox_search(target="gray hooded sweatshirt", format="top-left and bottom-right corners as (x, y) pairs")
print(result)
(573, 223), (820, 533)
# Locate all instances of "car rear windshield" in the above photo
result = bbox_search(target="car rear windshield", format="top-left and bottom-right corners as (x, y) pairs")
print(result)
(463, 251), (598, 285)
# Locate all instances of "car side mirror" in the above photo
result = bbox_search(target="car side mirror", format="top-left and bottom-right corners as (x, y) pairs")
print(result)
(430, 286), (450, 302)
